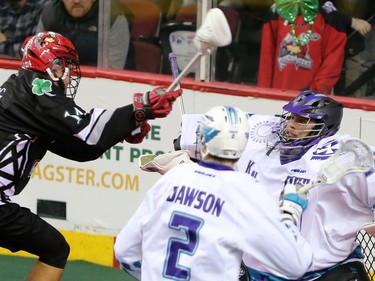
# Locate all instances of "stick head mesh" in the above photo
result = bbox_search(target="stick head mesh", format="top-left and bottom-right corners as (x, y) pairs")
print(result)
(316, 138), (374, 184)
(194, 8), (232, 54)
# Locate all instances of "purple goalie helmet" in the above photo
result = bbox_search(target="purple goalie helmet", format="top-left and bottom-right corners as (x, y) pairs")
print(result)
(277, 90), (343, 162)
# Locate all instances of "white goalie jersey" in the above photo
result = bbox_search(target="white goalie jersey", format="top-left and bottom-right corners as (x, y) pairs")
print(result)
(177, 113), (375, 276)
(114, 160), (313, 281)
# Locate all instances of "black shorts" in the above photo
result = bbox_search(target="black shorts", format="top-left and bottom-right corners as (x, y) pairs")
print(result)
(0, 202), (69, 268)
(315, 261), (371, 281)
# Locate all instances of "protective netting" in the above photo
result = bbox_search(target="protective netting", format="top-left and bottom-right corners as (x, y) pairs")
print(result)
(357, 230), (375, 280)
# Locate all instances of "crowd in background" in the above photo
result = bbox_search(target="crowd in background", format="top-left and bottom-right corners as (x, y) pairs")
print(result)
(0, 0), (373, 98)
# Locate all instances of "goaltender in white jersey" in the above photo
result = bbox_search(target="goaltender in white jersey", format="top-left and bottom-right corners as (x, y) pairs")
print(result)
(238, 120), (375, 281)
(114, 106), (313, 281)
(177, 91), (375, 281)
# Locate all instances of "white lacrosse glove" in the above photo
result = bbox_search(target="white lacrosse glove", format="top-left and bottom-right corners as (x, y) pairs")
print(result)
(139, 150), (192, 175)
(280, 183), (308, 226)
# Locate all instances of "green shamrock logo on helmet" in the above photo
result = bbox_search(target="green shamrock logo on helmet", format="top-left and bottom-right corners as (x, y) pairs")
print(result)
(32, 78), (55, 96)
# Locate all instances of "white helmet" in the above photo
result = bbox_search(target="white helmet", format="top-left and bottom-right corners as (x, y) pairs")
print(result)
(197, 106), (249, 160)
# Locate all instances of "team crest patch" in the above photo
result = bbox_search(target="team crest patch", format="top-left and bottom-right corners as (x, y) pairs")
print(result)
(311, 139), (339, 160)
(32, 78), (55, 96)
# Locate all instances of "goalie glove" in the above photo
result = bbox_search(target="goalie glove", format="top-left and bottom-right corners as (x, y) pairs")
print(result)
(133, 87), (183, 122)
(139, 150), (192, 175)
(279, 183), (308, 226)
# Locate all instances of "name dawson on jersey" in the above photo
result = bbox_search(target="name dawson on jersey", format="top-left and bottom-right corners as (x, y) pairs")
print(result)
(166, 185), (225, 217)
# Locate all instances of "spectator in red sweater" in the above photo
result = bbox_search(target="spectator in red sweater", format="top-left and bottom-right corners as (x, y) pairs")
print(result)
(257, 0), (347, 95)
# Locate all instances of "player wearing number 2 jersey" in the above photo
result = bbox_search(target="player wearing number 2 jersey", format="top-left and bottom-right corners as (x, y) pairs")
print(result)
(114, 106), (313, 281)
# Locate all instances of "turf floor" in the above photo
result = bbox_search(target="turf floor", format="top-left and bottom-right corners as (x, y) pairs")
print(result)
(0, 255), (135, 281)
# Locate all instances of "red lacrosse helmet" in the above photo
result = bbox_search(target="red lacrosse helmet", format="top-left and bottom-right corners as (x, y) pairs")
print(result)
(21, 31), (81, 99)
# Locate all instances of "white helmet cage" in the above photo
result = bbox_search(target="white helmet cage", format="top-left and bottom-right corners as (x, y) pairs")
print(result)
(197, 106), (249, 160)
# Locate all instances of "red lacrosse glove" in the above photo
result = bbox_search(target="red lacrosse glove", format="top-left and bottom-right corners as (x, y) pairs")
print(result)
(125, 122), (151, 144)
(132, 87), (183, 122)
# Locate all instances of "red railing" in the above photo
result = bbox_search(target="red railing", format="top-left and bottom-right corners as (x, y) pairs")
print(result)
(1, 57), (374, 111)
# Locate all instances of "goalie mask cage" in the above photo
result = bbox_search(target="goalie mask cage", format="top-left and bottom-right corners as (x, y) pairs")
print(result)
(356, 230), (375, 280)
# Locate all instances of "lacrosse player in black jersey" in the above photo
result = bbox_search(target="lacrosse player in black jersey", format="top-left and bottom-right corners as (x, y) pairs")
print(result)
(0, 31), (182, 281)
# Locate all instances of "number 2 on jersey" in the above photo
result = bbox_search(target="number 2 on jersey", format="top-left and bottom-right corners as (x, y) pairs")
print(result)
(163, 211), (204, 280)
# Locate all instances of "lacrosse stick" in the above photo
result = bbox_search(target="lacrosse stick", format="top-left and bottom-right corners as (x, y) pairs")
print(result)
(298, 138), (374, 195)
(169, 52), (185, 115)
(166, 7), (232, 92)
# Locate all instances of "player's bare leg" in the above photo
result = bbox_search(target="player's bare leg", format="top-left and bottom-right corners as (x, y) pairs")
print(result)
(27, 261), (64, 281)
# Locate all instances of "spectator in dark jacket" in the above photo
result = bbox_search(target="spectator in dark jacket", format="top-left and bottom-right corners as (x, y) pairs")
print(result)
(36, 0), (133, 69)
(0, 0), (52, 57)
